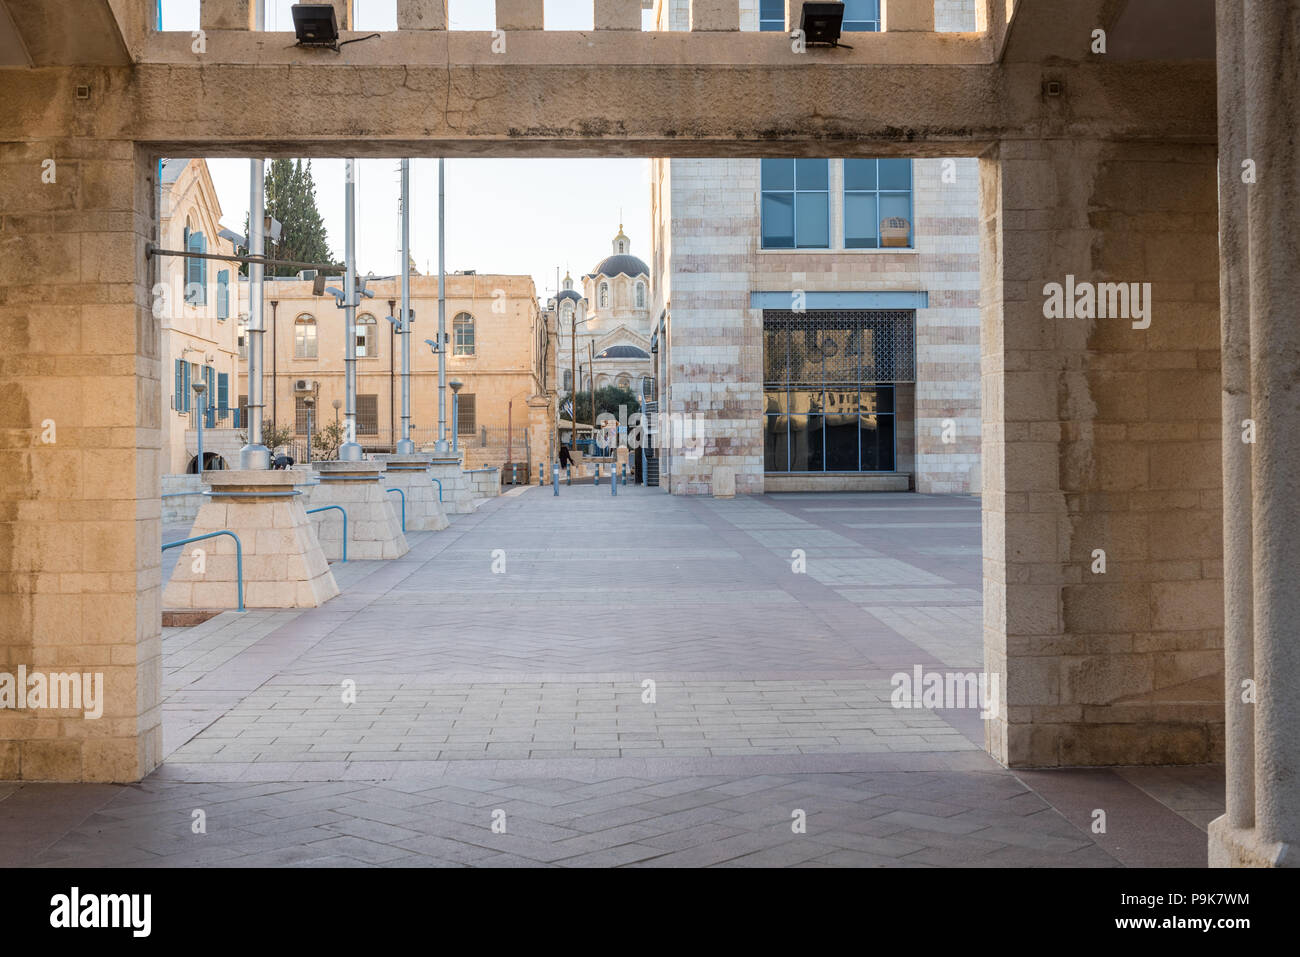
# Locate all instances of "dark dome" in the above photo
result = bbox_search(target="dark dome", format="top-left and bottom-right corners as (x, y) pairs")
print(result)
(595, 345), (650, 359)
(556, 288), (584, 303)
(589, 254), (649, 279)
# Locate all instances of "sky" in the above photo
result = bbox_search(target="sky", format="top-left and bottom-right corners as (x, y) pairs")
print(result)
(161, 1), (654, 302)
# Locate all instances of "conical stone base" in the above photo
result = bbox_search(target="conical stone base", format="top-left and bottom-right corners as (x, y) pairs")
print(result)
(309, 461), (410, 561)
(380, 454), (450, 531)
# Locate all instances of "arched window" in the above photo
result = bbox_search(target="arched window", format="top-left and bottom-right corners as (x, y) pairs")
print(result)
(561, 301), (574, 326)
(598, 282), (610, 309)
(294, 315), (317, 358)
(453, 312), (475, 356)
(616, 375), (631, 390)
(563, 369), (573, 391)
(635, 281), (646, 309)
(356, 313), (376, 357)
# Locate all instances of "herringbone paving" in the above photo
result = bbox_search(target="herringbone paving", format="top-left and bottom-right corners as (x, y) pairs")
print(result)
(5, 488), (1219, 867)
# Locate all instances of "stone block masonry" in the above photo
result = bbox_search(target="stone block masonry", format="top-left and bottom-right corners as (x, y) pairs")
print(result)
(308, 462), (410, 562)
(379, 454), (449, 532)
(427, 453), (478, 514)
(162, 470), (339, 609)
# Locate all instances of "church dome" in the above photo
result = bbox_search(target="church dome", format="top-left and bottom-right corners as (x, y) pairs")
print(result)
(589, 253), (649, 279)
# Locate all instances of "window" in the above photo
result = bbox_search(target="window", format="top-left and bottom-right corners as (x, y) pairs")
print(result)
(616, 375), (630, 389)
(238, 321), (247, 358)
(295, 315), (317, 358)
(635, 281), (646, 309)
(238, 394), (248, 426)
(843, 0), (881, 32)
(762, 310), (915, 473)
(598, 282), (610, 309)
(357, 394), (379, 435)
(759, 0), (785, 31)
(216, 269), (230, 319)
(295, 395), (313, 434)
(844, 159), (913, 249)
(217, 372), (230, 417)
(616, 238), (627, 254)
(563, 369), (573, 391)
(761, 159), (829, 249)
(456, 393), (476, 436)
(356, 314), (376, 357)
(183, 222), (207, 305)
(173, 358), (192, 412)
(453, 312), (475, 356)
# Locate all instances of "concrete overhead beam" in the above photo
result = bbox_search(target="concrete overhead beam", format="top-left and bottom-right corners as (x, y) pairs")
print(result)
(397, 0), (448, 30)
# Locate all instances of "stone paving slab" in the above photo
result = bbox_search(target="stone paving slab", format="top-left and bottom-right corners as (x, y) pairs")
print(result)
(5, 488), (1221, 867)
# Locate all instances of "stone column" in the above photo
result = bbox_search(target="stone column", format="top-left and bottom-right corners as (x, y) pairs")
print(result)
(309, 461), (410, 561)
(1209, 0), (1300, 869)
(882, 0), (935, 32)
(381, 454), (449, 531)
(980, 137), (1223, 768)
(596, 0), (642, 30)
(199, 0), (256, 30)
(691, 0), (739, 31)
(0, 141), (160, 782)
(397, 0), (448, 29)
(495, 0), (544, 31)
(162, 470), (339, 609)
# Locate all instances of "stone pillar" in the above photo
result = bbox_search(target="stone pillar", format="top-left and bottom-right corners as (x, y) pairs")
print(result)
(1209, 0), (1300, 869)
(980, 137), (1223, 768)
(0, 141), (160, 782)
(495, 0), (544, 31)
(691, 0), (740, 31)
(381, 454), (449, 531)
(309, 461), (409, 561)
(162, 470), (339, 608)
(596, 0), (642, 30)
(427, 451), (477, 514)
(397, 0), (448, 29)
(199, 0), (256, 30)
(882, 0), (935, 32)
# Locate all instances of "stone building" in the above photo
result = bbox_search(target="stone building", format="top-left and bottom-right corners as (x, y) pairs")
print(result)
(157, 158), (240, 475)
(237, 272), (551, 471)
(649, 0), (980, 495)
(546, 226), (654, 446)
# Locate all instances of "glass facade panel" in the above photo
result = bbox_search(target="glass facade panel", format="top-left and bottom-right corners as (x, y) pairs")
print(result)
(843, 0), (881, 31)
(759, 0), (785, 31)
(763, 310), (913, 473)
(761, 192), (795, 248)
(762, 160), (829, 249)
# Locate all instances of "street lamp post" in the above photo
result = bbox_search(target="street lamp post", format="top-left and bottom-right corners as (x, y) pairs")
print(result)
(332, 398), (342, 427)
(304, 396), (315, 465)
(397, 157), (415, 455)
(338, 158), (362, 461)
(449, 378), (463, 454)
(435, 158), (449, 453)
(193, 380), (207, 474)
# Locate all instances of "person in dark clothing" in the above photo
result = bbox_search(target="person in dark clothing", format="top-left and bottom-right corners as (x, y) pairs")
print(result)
(272, 454), (295, 470)
(559, 444), (572, 468)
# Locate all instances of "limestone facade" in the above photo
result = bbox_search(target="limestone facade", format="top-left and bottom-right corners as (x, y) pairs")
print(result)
(237, 273), (550, 472)
(158, 158), (240, 475)
(650, 1), (981, 496)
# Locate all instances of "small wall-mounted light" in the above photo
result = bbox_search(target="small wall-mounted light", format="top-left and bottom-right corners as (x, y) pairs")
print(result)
(800, 2), (847, 47)
(291, 4), (339, 47)
(1044, 79), (1065, 97)
(75, 84), (90, 100)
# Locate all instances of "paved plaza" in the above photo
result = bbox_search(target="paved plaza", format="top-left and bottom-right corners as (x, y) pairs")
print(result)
(2, 488), (1221, 867)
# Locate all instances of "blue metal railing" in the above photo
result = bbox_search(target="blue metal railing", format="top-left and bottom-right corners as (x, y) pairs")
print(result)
(386, 488), (406, 532)
(306, 505), (348, 562)
(162, 530), (244, 612)
(430, 477), (442, 502)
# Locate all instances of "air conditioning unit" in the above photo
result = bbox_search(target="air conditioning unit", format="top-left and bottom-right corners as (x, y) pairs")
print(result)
(293, 379), (316, 393)
(297, 269), (317, 281)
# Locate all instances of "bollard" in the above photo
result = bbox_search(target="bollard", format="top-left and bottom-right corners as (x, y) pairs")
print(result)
(553, 464), (560, 496)
(595, 464), (600, 487)
(511, 462), (518, 485)
(567, 465), (572, 487)
(611, 465), (617, 496)
(539, 461), (545, 486)
(621, 463), (627, 486)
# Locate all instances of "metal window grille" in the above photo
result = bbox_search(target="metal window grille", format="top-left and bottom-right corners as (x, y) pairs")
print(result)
(357, 394), (379, 435)
(763, 310), (916, 387)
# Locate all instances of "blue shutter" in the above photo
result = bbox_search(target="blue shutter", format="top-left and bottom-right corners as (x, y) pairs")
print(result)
(204, 366), (216, 427)
(217, 269), (229, 319)
(197, 233), (208, 305)
(174, 359), (183, 410)
(185, 230), (202, 303)
(182, 361), (192, 412)
(217, 372), (229, 414)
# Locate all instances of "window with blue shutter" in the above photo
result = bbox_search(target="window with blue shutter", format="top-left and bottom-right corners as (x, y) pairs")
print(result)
(203, 366), (216, 427)
(217, 372), (229, 416)
(217, 269), (229, 319)
(185, 231), (207, 305)
(174, 359), (184, 411)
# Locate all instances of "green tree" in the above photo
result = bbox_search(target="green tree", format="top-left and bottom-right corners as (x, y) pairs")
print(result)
(312, 422), (345, 461)
(565, 385), (641, 435)
(243, 159), (337, 276)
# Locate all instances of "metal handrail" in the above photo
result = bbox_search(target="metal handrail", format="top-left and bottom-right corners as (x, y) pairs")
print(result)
(306, 505), (348, 562)
(162, 530), (244, 612)
(161, 490), (204, 499)
(430, 477), (442, 502)
(386, 488), (406, 532)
